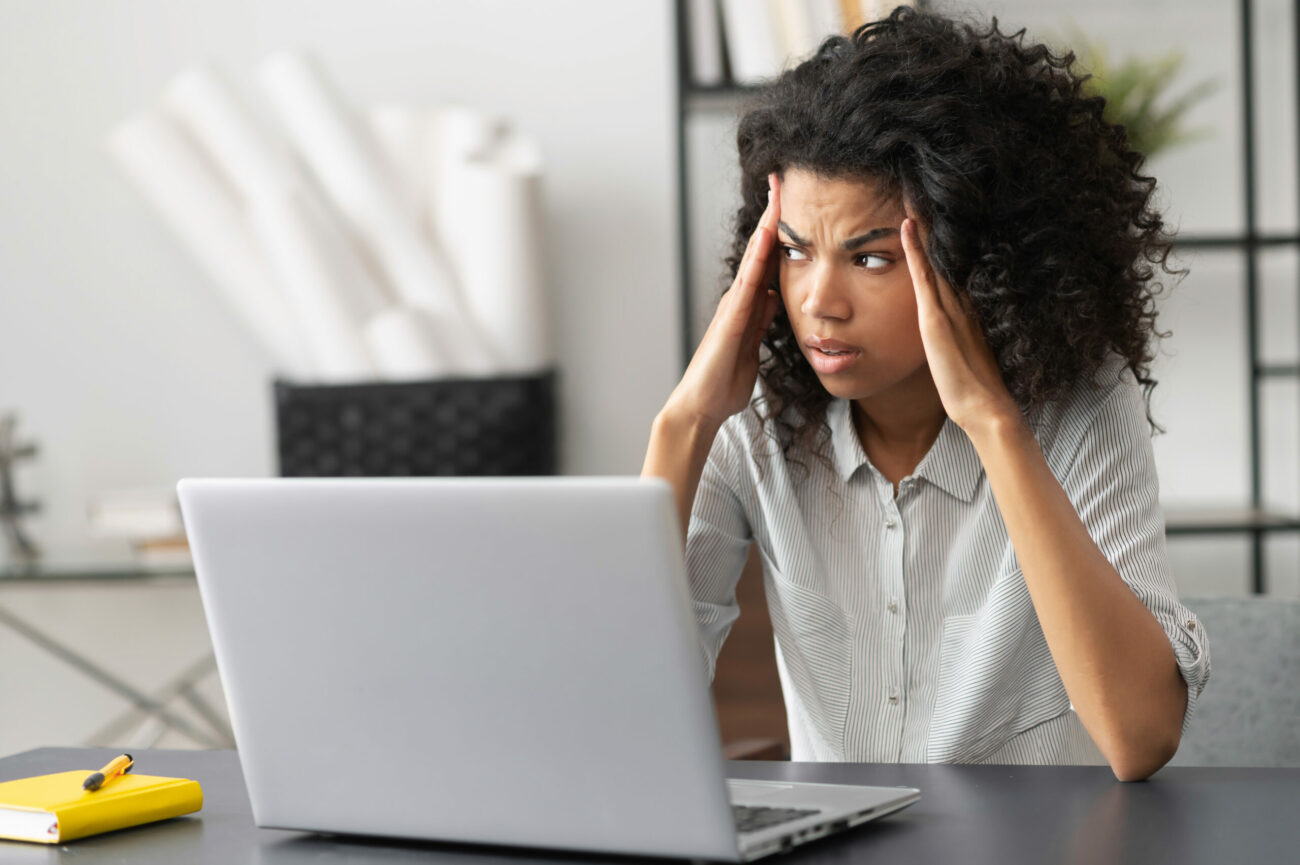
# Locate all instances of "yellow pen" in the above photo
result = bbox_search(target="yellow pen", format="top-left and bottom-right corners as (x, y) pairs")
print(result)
(82, 753), (133, 791)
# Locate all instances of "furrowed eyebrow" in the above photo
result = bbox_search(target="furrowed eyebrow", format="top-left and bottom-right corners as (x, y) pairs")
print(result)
(778, 221), (899, 251)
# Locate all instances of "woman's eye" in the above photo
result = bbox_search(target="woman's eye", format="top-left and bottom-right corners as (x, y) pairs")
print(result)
(779, 246), (889, 268)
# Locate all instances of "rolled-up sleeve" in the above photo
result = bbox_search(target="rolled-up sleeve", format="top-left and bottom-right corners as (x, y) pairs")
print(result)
(1058, 372), (1212, 736)
(684, 418), (753, 681)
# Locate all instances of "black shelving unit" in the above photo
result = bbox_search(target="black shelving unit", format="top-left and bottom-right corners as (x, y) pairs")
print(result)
(672, 0), (1300, 594)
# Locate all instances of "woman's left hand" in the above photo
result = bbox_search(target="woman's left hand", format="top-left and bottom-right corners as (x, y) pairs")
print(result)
(900, 217), (1022, 437)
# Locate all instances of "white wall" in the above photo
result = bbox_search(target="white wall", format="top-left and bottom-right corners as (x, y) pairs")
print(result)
(0, 0), (680, 565)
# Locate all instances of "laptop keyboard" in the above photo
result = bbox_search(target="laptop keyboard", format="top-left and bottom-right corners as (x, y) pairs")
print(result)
(732, 804), (822, 834)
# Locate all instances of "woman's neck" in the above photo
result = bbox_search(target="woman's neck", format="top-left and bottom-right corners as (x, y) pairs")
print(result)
(852, 368), (947, 491)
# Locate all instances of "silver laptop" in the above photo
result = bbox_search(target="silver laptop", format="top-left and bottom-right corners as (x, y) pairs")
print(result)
(178, 477), (919, 861)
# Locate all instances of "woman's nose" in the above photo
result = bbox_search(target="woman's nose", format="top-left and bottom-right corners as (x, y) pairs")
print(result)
(800, 267), (852, 320)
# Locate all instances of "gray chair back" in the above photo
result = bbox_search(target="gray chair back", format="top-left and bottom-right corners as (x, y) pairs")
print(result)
(1169, 596), (1300, 767)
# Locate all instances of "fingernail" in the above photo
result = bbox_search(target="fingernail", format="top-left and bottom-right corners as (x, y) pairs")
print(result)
(767, 189), (773, 205)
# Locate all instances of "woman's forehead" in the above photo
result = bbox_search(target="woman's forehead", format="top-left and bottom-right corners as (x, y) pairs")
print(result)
(780, 168), (905, 222)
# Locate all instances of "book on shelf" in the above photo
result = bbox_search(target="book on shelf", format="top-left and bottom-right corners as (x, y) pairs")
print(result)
(687, 0), (726, 86)
(718, 0), (785, 85)
(131, 535), (193, 568)
(87, 488), (184, 541)
(699, 0), (916, 88)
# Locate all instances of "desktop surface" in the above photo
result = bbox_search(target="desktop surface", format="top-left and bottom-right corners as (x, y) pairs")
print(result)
(0, 747), (1294, 864)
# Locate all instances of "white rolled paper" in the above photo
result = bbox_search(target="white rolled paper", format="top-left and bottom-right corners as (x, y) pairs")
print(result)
(457, 134), (552, 374)
(250, 190), (378, 381)
(367, 104), (432, 219)
(164, 62), (390, 325)
(363, 306), (450, 380)
(259, 51), (494, 374)
(164, 63), (302, 202)
(106, 111), (314, 376)
(429, 105), (507, 280)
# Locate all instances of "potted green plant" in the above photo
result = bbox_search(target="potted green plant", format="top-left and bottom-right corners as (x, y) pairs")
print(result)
(1049, 22), (1220, 159)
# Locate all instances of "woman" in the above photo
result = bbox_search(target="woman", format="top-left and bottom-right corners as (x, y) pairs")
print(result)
(642, 6), (1209, 780)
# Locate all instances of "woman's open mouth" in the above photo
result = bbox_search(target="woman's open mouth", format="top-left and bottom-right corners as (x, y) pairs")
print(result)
(804, 336), (862, 374)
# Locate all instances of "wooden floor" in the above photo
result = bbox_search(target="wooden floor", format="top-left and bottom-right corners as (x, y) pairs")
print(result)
(709, 544), (790, 757)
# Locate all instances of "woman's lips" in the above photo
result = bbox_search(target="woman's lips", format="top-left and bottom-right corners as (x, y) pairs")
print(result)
(804, 335), (862, 374)
(807, 346), (861, 374)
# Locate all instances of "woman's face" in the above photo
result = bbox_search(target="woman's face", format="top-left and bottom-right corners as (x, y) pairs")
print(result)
(775, 167), (930, 403)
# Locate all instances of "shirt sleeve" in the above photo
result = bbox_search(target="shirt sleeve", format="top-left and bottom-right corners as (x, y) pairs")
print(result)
(684, 418), (754, 681)
(1057, 371), (1212, 737)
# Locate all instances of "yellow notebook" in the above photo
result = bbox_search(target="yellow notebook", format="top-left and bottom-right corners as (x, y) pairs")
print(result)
(0, 770), (202, 843)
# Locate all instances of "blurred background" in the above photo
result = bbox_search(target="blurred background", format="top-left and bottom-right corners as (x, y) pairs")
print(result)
(0, 0), (1296, 759)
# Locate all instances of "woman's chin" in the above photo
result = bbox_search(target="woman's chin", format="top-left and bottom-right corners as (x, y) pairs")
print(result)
(813, 373), (872, 402)
(812, 366), (924, 404)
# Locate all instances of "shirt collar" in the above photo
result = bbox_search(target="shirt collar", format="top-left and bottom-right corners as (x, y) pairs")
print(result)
(826, 398), (983, 502)
(827, 398), (869, 482)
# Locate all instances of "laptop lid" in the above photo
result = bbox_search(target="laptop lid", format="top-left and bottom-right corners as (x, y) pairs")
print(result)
(178, 477), (742, 861)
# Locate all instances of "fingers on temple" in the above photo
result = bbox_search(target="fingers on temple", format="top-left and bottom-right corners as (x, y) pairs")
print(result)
(756, 291), (779, 341)
(743, 227), (773, 295)
(903, 219), (942, 313)
(734, 193), (774, 287)
(904, 218), (969, 323)
(744, 188), (782, 331)
(734, 236), (778, 348)
(722, 189), (779, 344)
(938, 272), (969, 321)
(754, 292), (781, 353)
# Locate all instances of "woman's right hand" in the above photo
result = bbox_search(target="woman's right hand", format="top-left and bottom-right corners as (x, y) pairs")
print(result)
(665, 172), (783, 429)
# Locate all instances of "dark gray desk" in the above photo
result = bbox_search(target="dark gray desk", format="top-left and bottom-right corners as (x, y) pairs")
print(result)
(1, 747), (1295, 863)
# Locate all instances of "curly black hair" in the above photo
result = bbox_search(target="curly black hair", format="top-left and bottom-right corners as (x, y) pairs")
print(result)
(724, 3), (1182, 465)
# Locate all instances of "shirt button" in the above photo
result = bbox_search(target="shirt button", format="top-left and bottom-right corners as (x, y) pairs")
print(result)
(888, 599), (898, 613)
(1187, 619), (1196, 631)
(884, 517), (897, 529)
(887, 693), (900, 705)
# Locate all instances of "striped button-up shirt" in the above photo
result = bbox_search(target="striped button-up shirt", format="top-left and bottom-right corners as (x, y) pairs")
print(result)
(686, 355), (1211, 764)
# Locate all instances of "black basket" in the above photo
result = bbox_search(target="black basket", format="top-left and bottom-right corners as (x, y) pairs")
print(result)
(273, 370), (557, 477)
